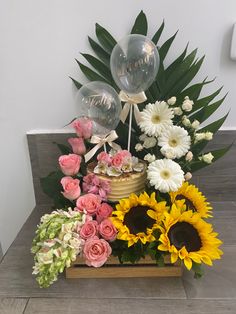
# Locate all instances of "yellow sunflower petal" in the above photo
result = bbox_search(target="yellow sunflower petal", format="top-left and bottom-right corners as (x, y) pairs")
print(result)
(184, 257), (193, 270)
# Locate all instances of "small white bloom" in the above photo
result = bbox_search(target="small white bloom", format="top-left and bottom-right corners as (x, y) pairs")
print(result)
(191, 120), (200, 129)
(63, 233), (72, 242)
(199, 152), (214, 164)
(143, 137), (157, 149)
(184, 172), (192, 181)
(158, 125), (191, 159)
(185, 151), (193, 162)
(139, 134), (147, 142)
(173, 107), (183, 116)
(182, 96), (194, 112)
(147, 159), (184, 193)
(205, 131), (213, 141)
(139, 101), (174, 137)
(135, 143), (143, 152)
(160, 147), (177, 159)
(144, 153), (156, 163)
(94, 163), (107, 175)
(194, 133), (205, 143)
(167, 96), (177, 106)
(182, 115), (191, 127)
(106, 167), (122, 177)
(133, 162), (145, 172)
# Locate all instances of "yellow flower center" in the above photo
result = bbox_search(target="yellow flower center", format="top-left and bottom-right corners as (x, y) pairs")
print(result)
(151, 115), (161, 124)
(169, 138), (178, 147)
(160, 170), (171, 179)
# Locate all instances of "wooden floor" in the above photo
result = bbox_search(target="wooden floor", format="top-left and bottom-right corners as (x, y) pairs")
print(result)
(0, 202), (236, 313)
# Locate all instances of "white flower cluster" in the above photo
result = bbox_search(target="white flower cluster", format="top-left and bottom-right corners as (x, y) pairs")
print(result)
(137, 97), (215, 193)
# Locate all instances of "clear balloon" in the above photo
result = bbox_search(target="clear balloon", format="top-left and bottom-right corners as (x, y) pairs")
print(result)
(76, 81), (122, 135)
(110, 34), (159, 94)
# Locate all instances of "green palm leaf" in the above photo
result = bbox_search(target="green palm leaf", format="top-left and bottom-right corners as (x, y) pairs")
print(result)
(152, 20), (165, 44)
(95, 23), (116, 53)
(131, 10), (148, 35)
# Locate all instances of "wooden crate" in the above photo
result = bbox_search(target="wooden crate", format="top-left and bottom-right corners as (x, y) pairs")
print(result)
(66, 255), (182, 279)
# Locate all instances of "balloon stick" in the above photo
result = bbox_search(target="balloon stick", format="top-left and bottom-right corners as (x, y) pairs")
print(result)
(127, 105), (133, 152)
(103, 143), (107, 153)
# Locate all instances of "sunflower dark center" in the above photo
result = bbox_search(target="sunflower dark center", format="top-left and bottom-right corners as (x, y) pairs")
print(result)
(168, 222), (202, 252)
(175, 194), (196, 211)
(124, 206), (156, 234)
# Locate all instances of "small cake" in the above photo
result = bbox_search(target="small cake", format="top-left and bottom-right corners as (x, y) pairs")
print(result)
(87, 161), (147, 202)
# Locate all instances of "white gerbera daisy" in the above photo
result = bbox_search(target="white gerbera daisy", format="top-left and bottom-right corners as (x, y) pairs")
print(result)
(139, 101), (174, 137)
(147, 159), (184, 193)
(158, 125), (191, 159)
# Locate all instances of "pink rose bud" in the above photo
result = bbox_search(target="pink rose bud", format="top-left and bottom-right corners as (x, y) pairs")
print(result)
(98, 218), (117, 242)
(111, 154), (123, 168)
(72, 118), (93, 139)
(76, 194), (101, 215)
(96, 203), (113, 223)
(59, 154), (81, 176)
(83, 236), (112, 267)
(60, 177), (81, 200)
(97, 152), (112, 165)
(68, 137), (86, 155)
(80, 220), (98, 240)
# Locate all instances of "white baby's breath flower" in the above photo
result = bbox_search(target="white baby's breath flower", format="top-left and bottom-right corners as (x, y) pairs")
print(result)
(135, 143), (143, 152)
(192, 120), (200, 129)
(182, 96), (194, 112)
(184, 172), (192, 181)
(205, 131), (213, 141)
(167, 96), (177, 106)
(173, 107), (183, 116)
(147, 159), (184, 193)
(143, 137), (157, 149)
(185, 151), (193, 162)
(158, 125), (191, 159)
(144, 153), (156, 163)
(182, 115), (191, 127)
(139, 101), (174, 137)
(199, 152), (214, 164)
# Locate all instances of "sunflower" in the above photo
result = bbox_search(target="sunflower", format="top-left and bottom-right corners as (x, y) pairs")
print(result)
(158, 204), (223, 270)
(112, 192), (167, 247)
(169, 182), (212, 218)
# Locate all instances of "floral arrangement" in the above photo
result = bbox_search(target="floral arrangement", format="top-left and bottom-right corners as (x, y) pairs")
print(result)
(32, 11), (231, 288)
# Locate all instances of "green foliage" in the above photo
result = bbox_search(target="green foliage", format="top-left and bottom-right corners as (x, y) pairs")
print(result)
(192, 262), (204, 279)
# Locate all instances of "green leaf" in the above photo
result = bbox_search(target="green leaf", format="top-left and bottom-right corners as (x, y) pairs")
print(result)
(159, 31), (178, 61)
(95, 23), (116, 53)
(69, 77), (82, 89)
(164, 44), (188, 79)
(81, 53), (113, 81)
(191, 144), (232, 173)
(54, 142), (72, 155)
(199, 112), (229, 133)
(190, 94), (227, 123)
(179, 78), (215, 102)
(192, 262), (204, 279)
(88, 36), (110, 66)
(152, 20), (165, 44)
(131, 10), (148, 35)
(75, 59), (109, 83)
(191, 86), (223, 112)
(169, 56), (205, 96)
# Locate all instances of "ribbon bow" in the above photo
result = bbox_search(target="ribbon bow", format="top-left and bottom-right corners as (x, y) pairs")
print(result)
(84, 130), (121, 163)
(119, 91), (147, 124)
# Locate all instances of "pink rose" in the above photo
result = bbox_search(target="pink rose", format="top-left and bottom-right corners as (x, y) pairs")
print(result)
(59, 154), (81, 176)
(60, 177), (81, 200)
(68, 137), (86, 155)
(83, 173), (111, 201)
(72, 118), (93, 139)
(118, 150), (132, 159)
(97, 152), (112, 165)
(99, 219), (117, 242)
(111, 154), (123, 168)
(80, 220), (98, 240)
(96, 203), (113, 223)
(83, 236), (112, 267)
(76, 194), (101, 215)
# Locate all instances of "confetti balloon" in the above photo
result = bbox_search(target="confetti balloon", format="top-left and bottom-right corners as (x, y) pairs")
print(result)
(110, 34), (159, 94)
(76, 81), (122, 135)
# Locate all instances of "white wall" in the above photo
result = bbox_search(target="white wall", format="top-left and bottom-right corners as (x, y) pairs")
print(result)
(0, 0), (236, 254)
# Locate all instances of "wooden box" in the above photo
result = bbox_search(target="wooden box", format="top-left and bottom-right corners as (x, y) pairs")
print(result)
(66, 255), (182, 279)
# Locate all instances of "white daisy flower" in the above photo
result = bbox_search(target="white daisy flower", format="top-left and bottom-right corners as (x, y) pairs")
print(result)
(158, 125), (191, 159)
(147, 159), (184, 193)
(139, 101), (174, 137)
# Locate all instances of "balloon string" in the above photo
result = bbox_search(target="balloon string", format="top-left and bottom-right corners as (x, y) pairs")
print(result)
(127, 105), (133, 152)
(103, 143), (107, 153)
